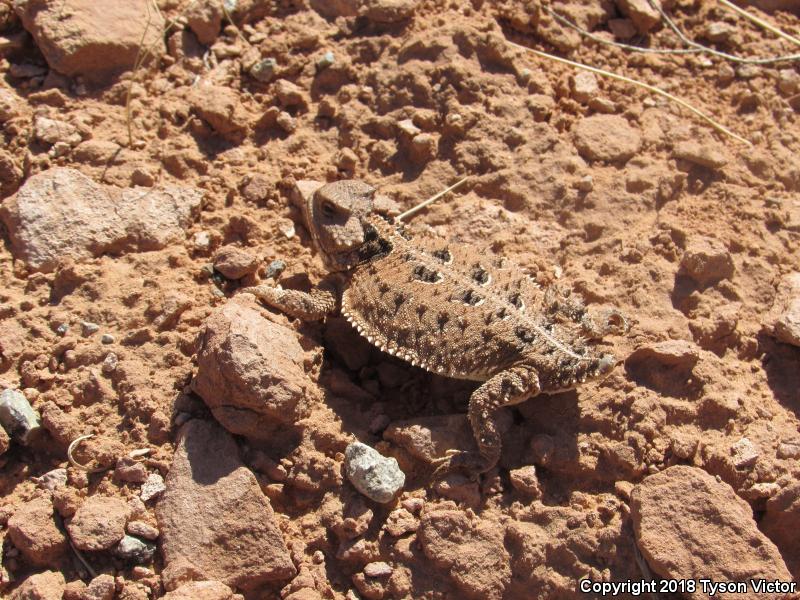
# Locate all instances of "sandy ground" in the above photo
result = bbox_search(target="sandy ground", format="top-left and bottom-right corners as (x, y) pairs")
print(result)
(0, 0), (799, 598)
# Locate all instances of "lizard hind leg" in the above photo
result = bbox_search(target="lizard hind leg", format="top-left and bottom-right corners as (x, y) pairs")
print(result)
(431, 364), (541, 480)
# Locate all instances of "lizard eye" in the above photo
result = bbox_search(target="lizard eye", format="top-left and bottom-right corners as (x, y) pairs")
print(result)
(321, 200), (337, 218)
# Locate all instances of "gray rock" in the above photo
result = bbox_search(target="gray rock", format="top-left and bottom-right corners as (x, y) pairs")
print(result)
(345, 442), (405, 503)
(249, 57), (276, 82)
(0, 388), (41, 443)
(114, 534), (157, 564)
(101, 333), (115, 344)
(81, 321), (100, 336)
(265, 259), (286, 280)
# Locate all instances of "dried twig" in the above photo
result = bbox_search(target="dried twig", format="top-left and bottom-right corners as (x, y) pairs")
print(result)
(543, 5), (700, 56)
(220, 0), (250, 47)
(718, 0), (800, 48)
(505, 39), (753, 146)
(66, 434), (109, 473)
(126, 0), (157, 146)
(543, 3), (800, 64)
(126, 0), (201, 147)
(396, 177), (470, 221)
(68, 537), (97, 579)
(647, 0), (800, 64)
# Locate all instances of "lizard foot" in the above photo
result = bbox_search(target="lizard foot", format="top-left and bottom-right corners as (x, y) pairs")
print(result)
(430, 450), (493, 481)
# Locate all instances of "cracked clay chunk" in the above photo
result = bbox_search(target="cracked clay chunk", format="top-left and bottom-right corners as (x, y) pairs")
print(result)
(631, 466), (793, 600)
(156, 419), (296, 591)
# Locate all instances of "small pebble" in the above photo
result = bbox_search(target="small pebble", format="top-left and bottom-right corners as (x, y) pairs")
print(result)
(126, 520), (159, 541)
(101, 333), (115, 344)
(317, 51), (335, 70)
(344, 442), (405, 504)
(193, 231), (211, 251)
(114, 535), (156, 563)
(364, 561), (393, 577)
(0, 388), (42, 443)
(249, 57), (276, 82)
(140, 473), (166, 502)
(56, 323), (69, 336)
(81, 321), (99, 336)
(731, 437), (759, 468)
(575, 175), (593, 192)
(37, 468), (68, 491)
(265, 259), (286, 280)
(101, 352), (118, 374)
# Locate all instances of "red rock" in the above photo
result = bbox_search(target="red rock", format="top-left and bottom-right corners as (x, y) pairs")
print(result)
(360, 0), (417, 22)
(16, 0), (165, 81)
(573, 115), (641, 163)
(67, 496), (130, 551)
(192, 298), (311, 439)
(7, 497), (68, 568)
(156, 419), (295, 591)
(189, 85), (250, 142)
(761, 482), (800, 579)
(162, 580), (238, 600)
(185, 0), (223, 45)
(80, 574), (115, 600)
(616, 0), (660, 33)
(681, 237), (734, 286)
(274, 79), (306, 109)
(10, 570), (65, 600)
(418, 509), (510, 600)
(213, 246), (259, 280)
(631, 466), (792, 597)
(673, 141), (728, 170)
(768, 272), (800, 347)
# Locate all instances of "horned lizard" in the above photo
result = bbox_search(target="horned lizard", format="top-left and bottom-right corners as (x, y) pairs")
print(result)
(242, 180), (628, 478)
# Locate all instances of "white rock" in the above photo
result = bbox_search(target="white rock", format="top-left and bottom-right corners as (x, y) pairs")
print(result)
(571, 71), (598, 103)
(731, 437), (759, 469)
(34, 116), (81, 146)
(140, 473), (166, 502)
(364, 561), (393, 577)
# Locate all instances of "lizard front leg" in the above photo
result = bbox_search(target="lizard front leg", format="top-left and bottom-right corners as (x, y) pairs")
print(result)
(240, 281), (338, 321)
(432, 364), (541, 479)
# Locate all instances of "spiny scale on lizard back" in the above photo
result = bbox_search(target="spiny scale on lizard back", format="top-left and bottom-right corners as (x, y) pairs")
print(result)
(340, 214), (619, 390)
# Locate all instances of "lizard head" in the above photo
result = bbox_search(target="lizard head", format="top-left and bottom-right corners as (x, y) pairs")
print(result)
(305, 180), (379, 271)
